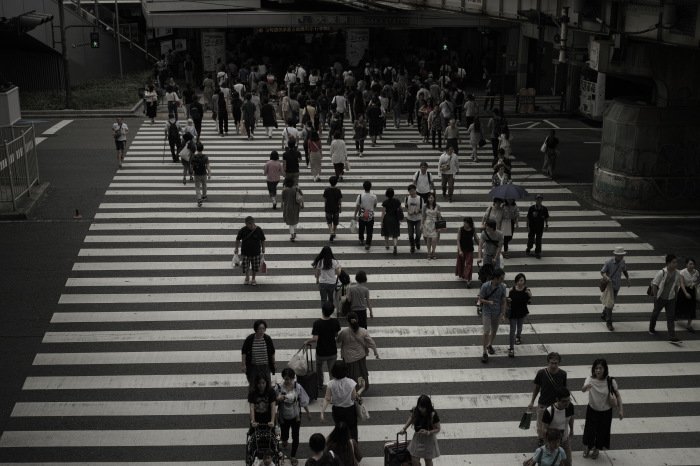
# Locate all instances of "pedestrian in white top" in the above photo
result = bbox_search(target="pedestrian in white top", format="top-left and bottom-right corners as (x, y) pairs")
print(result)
(649, 253), (682, 343)
(312, 246), (342, 309)
(112, 116), (129, 168)
(412, 161), (435, 203)
(437, 147), (459, 202)
(581, 358), (623, 460)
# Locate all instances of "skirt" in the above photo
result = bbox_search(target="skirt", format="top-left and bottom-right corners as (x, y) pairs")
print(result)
(310, 150), (323, 177)
(675, 288), (697, 319)
(381, 216), (400, 238)
(345, 357), (370, 393)
(407, 431), (440, 459)
(455, 251), (474, 280)
(146, 101), (157, 118)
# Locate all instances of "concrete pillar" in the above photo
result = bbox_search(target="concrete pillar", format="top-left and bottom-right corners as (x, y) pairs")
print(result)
(592, 98), (700, 211)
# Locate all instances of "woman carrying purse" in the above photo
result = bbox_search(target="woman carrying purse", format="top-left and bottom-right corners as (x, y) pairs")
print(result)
(274, 368), (311, 466)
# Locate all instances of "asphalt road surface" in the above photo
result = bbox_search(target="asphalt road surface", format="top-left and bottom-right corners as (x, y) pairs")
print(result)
(0, 113), (698, 464)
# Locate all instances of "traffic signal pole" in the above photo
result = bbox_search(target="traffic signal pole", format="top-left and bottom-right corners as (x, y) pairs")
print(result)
(58, 0), (72, 108)
(115, 0), (122, 78)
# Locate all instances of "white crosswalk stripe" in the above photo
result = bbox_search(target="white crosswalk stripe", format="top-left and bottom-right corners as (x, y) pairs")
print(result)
(0, 119), (696, 465)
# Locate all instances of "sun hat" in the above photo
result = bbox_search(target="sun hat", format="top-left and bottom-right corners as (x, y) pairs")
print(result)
(613, 246), (627, 255)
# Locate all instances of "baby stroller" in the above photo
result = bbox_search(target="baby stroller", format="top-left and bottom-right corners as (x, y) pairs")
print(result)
(245, 426), (283, 465)
(475, 262), (495, 316)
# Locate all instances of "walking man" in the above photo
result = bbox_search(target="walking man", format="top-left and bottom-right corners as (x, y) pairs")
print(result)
(304, 302), (341, 393)
(323, 176), (342, 242)
(164, 113), (182, 163)
(600, 247), (631, 331)
(112, 116), (129, 168)
(189, 97), (204, 140)
(404, 184), (422, 253)
(189, 142), (210, 207)
(527, 352), (568, 447)
(242, 93), (257, 140)
(649, 254), (682, 344)
(526, 194), (549, 259)
(444, 118), (460, 154)
(412, 161), (435, 203)
(354, 181), (377, 252)
(330, 131), (348, 182)
(437, 146), (459, 202)
(541, 387), (575, 466)
(282, 140), (302, 186)
(477, 220), (504, 269)
(477, 267), (507, 363)
(234, 216), (266, 286)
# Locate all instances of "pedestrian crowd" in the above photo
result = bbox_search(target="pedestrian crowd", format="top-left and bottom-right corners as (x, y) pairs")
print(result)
(116, 54), (695, 466)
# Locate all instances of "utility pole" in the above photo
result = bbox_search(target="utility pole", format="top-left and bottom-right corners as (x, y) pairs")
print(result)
(115, 0), (123, 78)
(57, 0), (72, 108)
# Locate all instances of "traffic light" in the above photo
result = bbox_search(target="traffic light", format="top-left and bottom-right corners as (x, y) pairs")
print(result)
(90, 32), (99, 48)
(442, 43), (448, 51)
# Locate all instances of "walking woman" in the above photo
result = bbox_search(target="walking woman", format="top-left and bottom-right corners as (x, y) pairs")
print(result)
(263, 151), (282, 209)
(337, 312), (380, 392)
(466, 116), (482, 162)
(241, 320), (276, 386)
(456, 217), (478, 288)
(507, 273), (531, 357)
(202, 73), (215, 111)
(312, 246), (342, 308)
(308, 131), (323, 182)
(281, 177), (303, 241)
(144, 84), (158, 124)
(481, 198), (505, 232)
(274, 368), (311, 466)
(491, 163), (510, 187)
(381, 187), (402, 256)
(677, 257), (698, 333)
(320, 360), (366, 440)
(420, 193), (441, 260)
(542, 129), (559, 179)
(261, 98), (278, 138)
(581, 358), (624, 459)
(326, 422), (363, 466)
(231, 91), (243, 134)
(248, 374), (277, 431)
(165, 85), (180, 121)
(353, 114), (368, 157)
(398, 395), (441, 466)
(502, 198), (520, 259)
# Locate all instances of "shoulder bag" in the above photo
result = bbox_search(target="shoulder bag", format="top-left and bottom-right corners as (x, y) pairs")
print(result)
(434, 214), (447, 232)
(287, 345), (308, 377)
(439, 156), (450, 173)
(607, 376), (618, 407)
(600, 262), (620, 292)
(646, 269), (666, 297)
(295, 186), (304, 205)
(540, 138), (548, 153)
(355, 396), (370, 421)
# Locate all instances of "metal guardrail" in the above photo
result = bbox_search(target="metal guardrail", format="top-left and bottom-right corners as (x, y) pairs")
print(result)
(0, 125), (40, 211)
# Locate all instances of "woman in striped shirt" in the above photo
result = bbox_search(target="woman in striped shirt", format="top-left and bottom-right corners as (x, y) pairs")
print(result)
(241, 320), (277, 387)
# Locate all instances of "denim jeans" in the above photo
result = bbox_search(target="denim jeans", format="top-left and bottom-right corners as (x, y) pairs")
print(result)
(650, 297), (677, 338)
(319, 282), (336, 307)
(407, 219), (421, 248)
(602, 288), (619, 321)
(509, 317), (524, 348)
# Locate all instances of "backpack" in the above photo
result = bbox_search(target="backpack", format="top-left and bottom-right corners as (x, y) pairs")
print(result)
(337, 269), (351, 286)
(318, 94), (329, 112)
(167, 121), (180, 140)
(190, 106), (201, 120)
(413, 171), (432, 184)
(478, 262), (495, 284)
(454, 89), (465, 106)
(190, 153), (206, 176)
(383, 66), (394, 82)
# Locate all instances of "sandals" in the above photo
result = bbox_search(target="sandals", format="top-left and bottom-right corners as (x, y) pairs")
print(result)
(291, 459), (298, 466)
(290, 233), (296, 242)
(244, 279), (250, 285)
(508, 348), (514, 358)
(583, 447), (590, 458)
(251, 280), (257, 286)
(590, 449), (600, 459)
(515, 337), (521, 345)
(503, 252), (509, 259)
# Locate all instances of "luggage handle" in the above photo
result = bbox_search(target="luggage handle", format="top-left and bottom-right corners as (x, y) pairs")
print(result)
(396, 431), (408, 452)
(304, 343), (314, 368)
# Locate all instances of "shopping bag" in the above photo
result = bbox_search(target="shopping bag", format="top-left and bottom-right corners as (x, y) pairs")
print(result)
(287, 345), (308, 376)
(259, 254), (267, 275)
(519, 410), (532, 430)
(232, 253), (240, 268)
(355, 396), (370, 421)
(350, 219), (358, 234)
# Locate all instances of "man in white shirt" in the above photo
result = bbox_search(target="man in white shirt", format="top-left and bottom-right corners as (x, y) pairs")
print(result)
(404, 184), (423, 253)
(284, 67), (297, 96)
(649, 254), (682, 343)
(437, 146), (459, 202)
(353, 181), (377, 252)
(295, 64), (307, 84)
(281, 121), (299, 150)
(412, 161), (435, 203)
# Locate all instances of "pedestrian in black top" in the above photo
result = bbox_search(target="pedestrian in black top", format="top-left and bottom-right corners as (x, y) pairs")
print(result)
(526, 194), (549, 259)
(234, 216), (266, 286)
(182, 83), (196, 119)
(189, 98), (204, 140)
(164, 113), (182, 162)
(528, 352), (567, 446)
(217, 88), (229, 136)
(323, 176), (342, 242)
(242, 320), (276, 387)
(242, 93), (257, 139)
(189, 142), (210, 207)
(542, 129), (560, 179)
(304, 302), (341, 393)
(507, 273), (531, 357)
(282, 140), (303, 186)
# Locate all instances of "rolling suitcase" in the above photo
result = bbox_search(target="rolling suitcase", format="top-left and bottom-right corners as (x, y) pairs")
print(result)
(296, 344), (318, 400)
(384, 432), (411, 466)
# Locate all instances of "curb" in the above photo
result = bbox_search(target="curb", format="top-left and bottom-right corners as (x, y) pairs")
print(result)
(21, 100), (144, 119)
(0, 182), (51, 220)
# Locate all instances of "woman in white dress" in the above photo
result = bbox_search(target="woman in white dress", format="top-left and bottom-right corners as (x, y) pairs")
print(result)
(398, 395), (441, 465)
(420, 193), (441, 260)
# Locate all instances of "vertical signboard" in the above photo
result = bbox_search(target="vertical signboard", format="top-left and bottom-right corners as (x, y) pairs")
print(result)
(346, 28), (369, 67)
(201, 31), (226, 74)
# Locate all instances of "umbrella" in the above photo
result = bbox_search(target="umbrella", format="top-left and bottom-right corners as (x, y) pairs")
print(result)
(489, 183), (529, 199)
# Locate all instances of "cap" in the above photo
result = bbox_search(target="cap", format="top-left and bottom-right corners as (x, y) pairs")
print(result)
(536, 193), (544, 199)
(613, 246), (627, 255)
(245, 216), (255, 223)
(420, 161), (428, 167)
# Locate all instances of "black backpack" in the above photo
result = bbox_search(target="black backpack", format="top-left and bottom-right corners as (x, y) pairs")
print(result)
(190, 153), (206, 175)
(190, 106), (201, 120)
(168, 121), (180, 140)
(455, 90), (465, 106)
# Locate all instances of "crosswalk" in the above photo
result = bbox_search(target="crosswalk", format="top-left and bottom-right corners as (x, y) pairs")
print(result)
(1, 117), (698, 465)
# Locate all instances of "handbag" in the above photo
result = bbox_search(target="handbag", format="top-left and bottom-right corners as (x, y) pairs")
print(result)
(287, 345), (308, 376)
(295, 187), (304, 204)
(600, 263), (620, 292)
(695, 284), (700, 302)
(478, 138), (486, 147)
(435, 215), (447, 232)
(540, 139), (548, 153)
(231, 253), (240, 268)
(607, 376), (618, 407)
(350, 219), (358, 234)
(518, 410), (532, 430)
(259, 254), (267, 275)
(345, 161), (350, 172)
(355, 396), (370, 421)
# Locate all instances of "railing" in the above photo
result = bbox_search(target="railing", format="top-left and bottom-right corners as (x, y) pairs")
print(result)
(0, 125), (40, 211)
